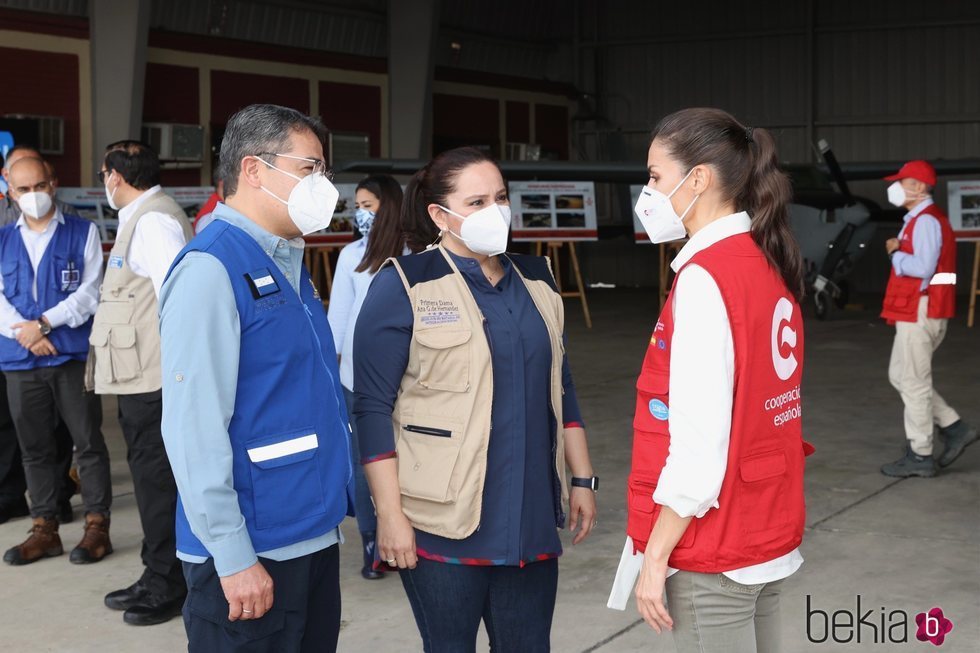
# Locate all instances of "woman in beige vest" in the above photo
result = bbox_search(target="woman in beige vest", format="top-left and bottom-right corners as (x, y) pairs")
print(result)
(352, 147), (597, 652)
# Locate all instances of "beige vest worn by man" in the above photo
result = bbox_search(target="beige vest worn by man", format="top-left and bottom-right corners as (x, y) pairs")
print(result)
(386, 246), (568, 539)
(87, 192), (193, 394)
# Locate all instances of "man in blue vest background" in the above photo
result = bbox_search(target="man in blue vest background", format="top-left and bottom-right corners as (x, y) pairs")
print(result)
(160, 103), (353, 652)
(0, 156), (112, 565)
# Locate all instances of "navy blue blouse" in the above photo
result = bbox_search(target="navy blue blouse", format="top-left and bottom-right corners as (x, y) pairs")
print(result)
(352, 250), (583, 566)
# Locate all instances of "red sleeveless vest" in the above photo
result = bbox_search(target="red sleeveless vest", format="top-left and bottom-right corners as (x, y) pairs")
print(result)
(881, 204), (956, 324)
(626, 233), (813, 573)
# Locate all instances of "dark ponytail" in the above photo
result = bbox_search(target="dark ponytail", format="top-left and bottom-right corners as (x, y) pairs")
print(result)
(744, 128), (804, 301)
(651, 107), (805, 301)
(401, 146), (499, 253)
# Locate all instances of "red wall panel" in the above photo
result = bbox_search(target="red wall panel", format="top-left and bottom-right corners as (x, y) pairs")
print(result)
(0, 46), (81, 185)
(534, 104), (569, 160)
(318, 81), (382, 158)
(143, 63), (199, 124)
(210, 70), (310, 128)
(433, 94), (500, 157)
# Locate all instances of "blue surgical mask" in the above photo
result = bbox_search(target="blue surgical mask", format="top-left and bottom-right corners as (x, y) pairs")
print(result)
(355, 208), (376, 237)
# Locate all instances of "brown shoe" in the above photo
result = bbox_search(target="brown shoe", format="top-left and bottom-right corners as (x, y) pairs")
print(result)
(3, 517), (63, 565)
(69, 512), (112, 564)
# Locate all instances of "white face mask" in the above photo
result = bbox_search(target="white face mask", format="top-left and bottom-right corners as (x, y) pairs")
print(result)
(887, 181), (923, 208)
(18, 191), (53, 220)
(105, 173), (120, 211)
(439, 203), (512, 257)
(634, 168), (699, 243)
(256, 157), (339, 235)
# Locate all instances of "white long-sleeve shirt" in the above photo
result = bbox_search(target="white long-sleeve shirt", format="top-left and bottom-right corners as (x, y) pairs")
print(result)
(891, 198), (942, 292)
(0, 209), (102, 338)
(608, 212), (802, 610)
(117, 186), (190, 298)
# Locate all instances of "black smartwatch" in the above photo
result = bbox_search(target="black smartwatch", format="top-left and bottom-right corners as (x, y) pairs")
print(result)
(571, 476), (599, 491)
(38, 319), (52, 336)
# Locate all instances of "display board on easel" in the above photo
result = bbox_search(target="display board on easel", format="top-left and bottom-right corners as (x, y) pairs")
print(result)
(949, 181), (980, 327)
(508, 181), (596, 328)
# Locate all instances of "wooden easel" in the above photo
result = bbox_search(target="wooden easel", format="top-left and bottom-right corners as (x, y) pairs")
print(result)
(969, 241), (980, 328)
(303, 245), (336, 306)
(658, 242), (685, 310)
(535, 241), (592, 329)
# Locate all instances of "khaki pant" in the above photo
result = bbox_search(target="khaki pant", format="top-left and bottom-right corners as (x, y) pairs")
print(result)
(888, 296), (960, 456)
(665, 571), (784, 653)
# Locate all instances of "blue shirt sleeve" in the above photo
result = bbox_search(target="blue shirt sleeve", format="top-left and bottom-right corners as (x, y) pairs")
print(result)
(351, 267), (412, 462)
(326, 242), (359, 353)
(893, 214), (942, 281)
(561, 338), (584, 427)
(160, 252), (257, 577)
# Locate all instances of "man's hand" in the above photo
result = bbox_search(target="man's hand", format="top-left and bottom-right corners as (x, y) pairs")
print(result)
(12, 320), (43, 349)
(219, 561), (274, 621)
(885, 238), (900, 255)
(568, 486), (597, 545)
(29, 337), (58, 357)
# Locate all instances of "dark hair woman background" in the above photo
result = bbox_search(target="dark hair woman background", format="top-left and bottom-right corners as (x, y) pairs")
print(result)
(327, 173), (405, 580)
(352, 147), (598, 652)
(609, 108), (813, 653)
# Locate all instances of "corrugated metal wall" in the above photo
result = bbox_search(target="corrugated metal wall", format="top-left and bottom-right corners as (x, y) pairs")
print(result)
(0, 0), (86, 16)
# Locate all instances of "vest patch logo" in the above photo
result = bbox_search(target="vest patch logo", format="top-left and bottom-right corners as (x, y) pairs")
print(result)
(60, 262), (80, 292)
(771, 297), (799, 381)
(108, 255), (124, 269)
(417, 299), (460, 326)
(648, 399), (669, 421)
(245, 268), (280, 299)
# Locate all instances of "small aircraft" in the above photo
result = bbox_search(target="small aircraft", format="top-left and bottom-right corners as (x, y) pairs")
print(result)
(340, 150), (980, 320)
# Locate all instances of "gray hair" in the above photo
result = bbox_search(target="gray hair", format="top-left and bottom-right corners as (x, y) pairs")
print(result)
(218, 104), (327, 196)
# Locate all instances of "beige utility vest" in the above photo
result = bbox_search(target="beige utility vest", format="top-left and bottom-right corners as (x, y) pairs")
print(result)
(87, 191), (193, 394)
(387, 246), (568, 539)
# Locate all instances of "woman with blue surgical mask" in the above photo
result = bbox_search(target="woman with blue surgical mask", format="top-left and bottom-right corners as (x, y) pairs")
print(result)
(326, 174), (407, 580)
(351, 147), (598, 652)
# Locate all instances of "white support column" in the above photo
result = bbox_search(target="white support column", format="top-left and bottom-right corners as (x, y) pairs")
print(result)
(89, 0), (151, 174)
(387, 0), (440, 159)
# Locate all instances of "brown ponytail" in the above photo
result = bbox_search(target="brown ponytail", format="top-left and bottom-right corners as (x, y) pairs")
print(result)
(651, 108), (804, 301)
(744, 127), (804, 301)
(401, 147), (500, 253)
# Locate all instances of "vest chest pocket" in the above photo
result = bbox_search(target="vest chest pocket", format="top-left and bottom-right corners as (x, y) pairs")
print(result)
(89, 324), (141, 383)
(414, 328), (472, 392)
(397, 417), (464, 504)
(1, 260), (18, 296)
(634, 372), (670, 435)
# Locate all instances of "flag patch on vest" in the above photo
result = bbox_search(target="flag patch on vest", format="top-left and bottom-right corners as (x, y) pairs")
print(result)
(108, 255), (124, 269)
(245, 268), (280, 299)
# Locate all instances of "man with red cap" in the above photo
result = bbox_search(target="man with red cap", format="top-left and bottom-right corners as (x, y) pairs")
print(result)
(880, 160), (975, 477)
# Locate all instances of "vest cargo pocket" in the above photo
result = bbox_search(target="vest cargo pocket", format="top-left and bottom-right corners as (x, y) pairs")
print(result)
(737, 450), (790, 535)
(246, 431), (326, 529)
(89, 324), (140, 384)
(626, 478), (658, 546)
(397, 422), (463, 504)
(414, 328), (471, 392)
(634, 373), (670, 435)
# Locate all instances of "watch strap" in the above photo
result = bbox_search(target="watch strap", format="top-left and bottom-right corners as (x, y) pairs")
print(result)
(571, 476), (598, 491)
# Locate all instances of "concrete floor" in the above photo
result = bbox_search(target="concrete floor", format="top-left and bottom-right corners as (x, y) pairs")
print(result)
(0, 289), (977, 652)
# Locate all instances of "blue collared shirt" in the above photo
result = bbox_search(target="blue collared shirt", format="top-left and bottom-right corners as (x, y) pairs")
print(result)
(160, 202), (339, 577)
(892, 198), (942, 292)
(353, 249), (583, 566)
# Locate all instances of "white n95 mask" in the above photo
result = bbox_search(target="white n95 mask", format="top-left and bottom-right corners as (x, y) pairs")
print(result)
(439, 203), (512, 256)
(634, 168), (699, 243)
(886, 181), (922, 208)
(256, 158), (340, 235)
(18, 191), (53, 219)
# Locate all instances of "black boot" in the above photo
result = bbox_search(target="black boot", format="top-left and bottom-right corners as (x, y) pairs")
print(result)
(361, 531), (384, 580)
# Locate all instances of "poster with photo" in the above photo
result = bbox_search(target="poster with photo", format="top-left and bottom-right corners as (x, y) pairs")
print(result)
(947, 180), (980, 240)
(509, 181), (598, 242)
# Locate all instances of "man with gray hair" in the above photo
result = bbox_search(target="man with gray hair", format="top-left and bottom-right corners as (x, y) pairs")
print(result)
(160, 104), (353, 652)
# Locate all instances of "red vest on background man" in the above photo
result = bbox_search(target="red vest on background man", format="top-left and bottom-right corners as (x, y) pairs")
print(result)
(881, 203), (957, 324)
(626, 233), (814, 573)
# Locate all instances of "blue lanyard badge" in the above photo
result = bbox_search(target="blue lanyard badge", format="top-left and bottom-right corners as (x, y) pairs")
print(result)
(245, 268), (281, 299)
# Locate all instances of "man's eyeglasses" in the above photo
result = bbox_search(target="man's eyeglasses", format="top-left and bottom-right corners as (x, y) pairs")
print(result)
(97, 169), (109, 184)
(257, 153), (333, 180)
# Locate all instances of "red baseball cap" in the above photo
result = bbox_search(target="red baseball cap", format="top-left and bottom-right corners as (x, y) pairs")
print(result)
(884, 160), (936, 187)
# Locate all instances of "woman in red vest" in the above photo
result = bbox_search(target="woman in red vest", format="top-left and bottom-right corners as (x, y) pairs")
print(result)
(609, 108), (813, 653)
